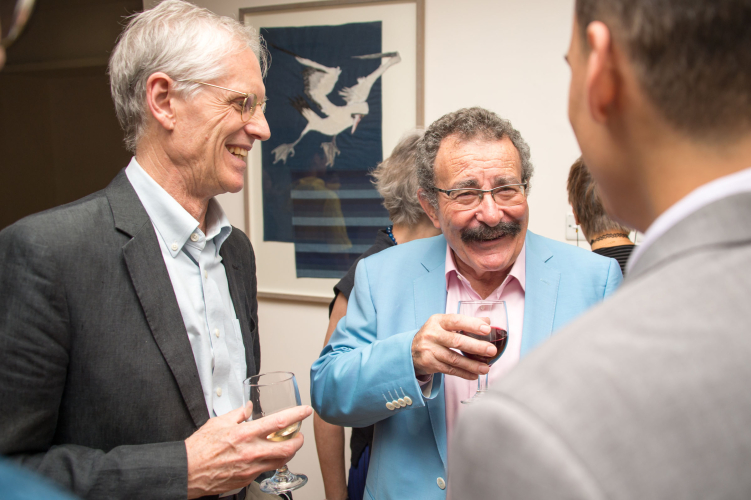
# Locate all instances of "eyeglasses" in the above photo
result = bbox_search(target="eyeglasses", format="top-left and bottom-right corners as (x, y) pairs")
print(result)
(175, 79), (266, 121)
(434, 183), (527, 210)
(1, 0), (36, 49)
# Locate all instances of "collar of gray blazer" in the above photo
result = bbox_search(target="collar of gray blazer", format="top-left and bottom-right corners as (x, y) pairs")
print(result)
(628, 191), (751, 280)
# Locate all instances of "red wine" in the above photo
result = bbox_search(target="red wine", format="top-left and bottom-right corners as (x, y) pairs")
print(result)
(460, 327), (508, 366)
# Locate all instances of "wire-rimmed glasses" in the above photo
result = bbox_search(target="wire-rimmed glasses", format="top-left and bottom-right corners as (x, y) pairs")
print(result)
(175, 79), (266, 121)
(434, 182), (527, 210)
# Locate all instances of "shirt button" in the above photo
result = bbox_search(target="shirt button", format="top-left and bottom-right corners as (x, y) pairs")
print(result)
(437, 477), (446, 490)
(216, 387), (222, 397)
(204, 271), (208, 279)
(214, 329), (220, 338)
(190, 233), (199, 242)
(171, 242), (178, 251)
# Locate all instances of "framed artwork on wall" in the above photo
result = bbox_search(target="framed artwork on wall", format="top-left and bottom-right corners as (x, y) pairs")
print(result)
(242, 0), (424, 302)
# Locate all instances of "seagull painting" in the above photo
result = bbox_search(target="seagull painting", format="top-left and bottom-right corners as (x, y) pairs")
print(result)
(270, 49), (401, 168)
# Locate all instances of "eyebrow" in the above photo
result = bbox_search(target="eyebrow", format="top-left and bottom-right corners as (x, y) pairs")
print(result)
(450, 176), (519, 190)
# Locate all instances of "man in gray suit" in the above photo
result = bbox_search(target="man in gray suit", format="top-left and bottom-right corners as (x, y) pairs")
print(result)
(0, 1), (311, 499)
(450, 0), (751, 498)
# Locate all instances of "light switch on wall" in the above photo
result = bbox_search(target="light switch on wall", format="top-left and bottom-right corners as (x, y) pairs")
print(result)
(566, 214), (582, 241)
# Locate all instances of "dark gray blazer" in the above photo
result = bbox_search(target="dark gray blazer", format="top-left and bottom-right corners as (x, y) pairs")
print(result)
(0, 171), (260, 499)
(450, 191), (751, 499)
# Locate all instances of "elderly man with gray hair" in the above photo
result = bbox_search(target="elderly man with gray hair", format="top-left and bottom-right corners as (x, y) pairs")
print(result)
(311, 107), (622, 499)
(0, 1), (311, 499)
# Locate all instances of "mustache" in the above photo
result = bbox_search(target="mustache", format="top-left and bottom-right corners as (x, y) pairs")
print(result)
(461, 220), (522, 243)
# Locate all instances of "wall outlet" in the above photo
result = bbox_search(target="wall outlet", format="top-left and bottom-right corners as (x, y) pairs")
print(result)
(566, 214), (582, 241)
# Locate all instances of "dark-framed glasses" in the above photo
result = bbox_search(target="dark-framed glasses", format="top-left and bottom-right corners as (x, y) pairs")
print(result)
(434, 182), (527, 210)
(1, 0), (36, 49)
(175, 79), (266, 121)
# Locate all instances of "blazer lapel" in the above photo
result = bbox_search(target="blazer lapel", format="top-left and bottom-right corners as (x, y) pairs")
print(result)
(413, 238), (449, 468)
(520, 232), (561, 357)
(108, 171), (210, 429)
(219, 235), (257, 378)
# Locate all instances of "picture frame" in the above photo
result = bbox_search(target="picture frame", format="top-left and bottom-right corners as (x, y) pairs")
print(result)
(241, 0), (425, 302)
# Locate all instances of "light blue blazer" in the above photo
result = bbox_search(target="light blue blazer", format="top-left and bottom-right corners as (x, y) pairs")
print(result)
(311, 232), (622, 500)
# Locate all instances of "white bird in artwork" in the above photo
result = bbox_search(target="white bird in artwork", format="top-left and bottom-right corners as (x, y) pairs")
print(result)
(271, 51), (401, 167)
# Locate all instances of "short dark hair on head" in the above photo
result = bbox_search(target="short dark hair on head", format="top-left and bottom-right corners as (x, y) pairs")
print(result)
(417, 107), (534, 209)
(575, 0), (751, 139)
(567, 156), (631, 239)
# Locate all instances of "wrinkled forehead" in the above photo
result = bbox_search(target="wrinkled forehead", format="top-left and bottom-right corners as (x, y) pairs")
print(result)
(435, 134), (522, 186)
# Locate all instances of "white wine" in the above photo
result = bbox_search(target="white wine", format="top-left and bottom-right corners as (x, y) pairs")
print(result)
(266, 422), (301, 442)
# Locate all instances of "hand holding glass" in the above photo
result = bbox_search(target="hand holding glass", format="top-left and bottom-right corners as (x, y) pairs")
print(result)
(458, 300), (509, 404)
(244, 372), (308, 494)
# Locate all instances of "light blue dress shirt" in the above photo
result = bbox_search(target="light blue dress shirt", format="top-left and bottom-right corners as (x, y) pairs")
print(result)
(125, 158), (247, 417)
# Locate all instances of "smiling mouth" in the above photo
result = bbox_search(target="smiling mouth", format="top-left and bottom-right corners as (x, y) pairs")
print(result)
(227, 146), (248, 159)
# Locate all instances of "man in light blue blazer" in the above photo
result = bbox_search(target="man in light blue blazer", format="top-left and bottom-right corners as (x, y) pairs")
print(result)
(311, 108), (622, 500)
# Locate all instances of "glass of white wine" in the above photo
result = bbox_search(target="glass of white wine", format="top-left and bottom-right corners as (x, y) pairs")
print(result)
(244, 371), (308, 494)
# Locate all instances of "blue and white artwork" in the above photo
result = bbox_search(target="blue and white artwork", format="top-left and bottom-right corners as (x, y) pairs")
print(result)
(261, 22), (400, 278)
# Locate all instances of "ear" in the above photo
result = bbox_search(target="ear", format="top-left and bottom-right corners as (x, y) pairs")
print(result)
(584, 21), (618, 124)
(145, 72), (177, 131)
(418, 189), (442, 230)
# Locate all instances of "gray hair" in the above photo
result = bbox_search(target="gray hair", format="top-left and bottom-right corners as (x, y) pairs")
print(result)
(371, 129), (425, 226)
(109, 0), (269, 153)
(417, 107), (534, 209)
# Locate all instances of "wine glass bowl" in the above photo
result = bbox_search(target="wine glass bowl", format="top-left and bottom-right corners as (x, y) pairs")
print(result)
(459, 326), (508, 365)
(457, 300), (509, 404)
(244, 372), (308, 494)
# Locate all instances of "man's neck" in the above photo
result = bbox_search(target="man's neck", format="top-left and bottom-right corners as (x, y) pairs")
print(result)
(136, 145), (211, 232)
(588, 231), (633, 251)
(452, 250), (510, 300)
(622, 128), (751, 232)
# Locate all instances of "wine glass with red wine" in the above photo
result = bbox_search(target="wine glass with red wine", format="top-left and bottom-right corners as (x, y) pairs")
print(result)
(457, 300), (509, 404)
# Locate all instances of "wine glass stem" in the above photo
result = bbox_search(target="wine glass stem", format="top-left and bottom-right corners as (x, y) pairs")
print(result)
(275, 465), (293, 481)
(477, 373), (489, 394)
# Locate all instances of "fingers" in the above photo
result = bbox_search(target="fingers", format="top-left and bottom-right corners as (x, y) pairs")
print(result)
(439, 313), (492, 335)
(413, 314), (497, 378)
(432, 344), (491, 376)
(247, 405), (312, 437)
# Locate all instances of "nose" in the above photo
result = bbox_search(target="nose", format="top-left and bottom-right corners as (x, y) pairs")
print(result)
(245, 110), (271, 141)
(475, 192), (503, 227)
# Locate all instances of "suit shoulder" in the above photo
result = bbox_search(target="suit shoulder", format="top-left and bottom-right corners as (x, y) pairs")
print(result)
(530, 233), (616, 272)
(0, 190), (111, 246)
(361, 234), (443, 269)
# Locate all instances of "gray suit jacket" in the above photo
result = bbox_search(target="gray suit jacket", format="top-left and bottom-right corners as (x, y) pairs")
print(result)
(0, 171), (260, 499)
(449, 192), (751, 499)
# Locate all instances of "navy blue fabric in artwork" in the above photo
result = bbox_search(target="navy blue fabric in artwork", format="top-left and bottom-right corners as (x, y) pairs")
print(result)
(260, 22), (391, 278)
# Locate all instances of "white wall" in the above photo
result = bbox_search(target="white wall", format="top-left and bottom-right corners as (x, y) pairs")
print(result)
(144, 1), (582, 498)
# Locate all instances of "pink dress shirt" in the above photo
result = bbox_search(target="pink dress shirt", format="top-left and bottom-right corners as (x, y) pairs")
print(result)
(443, 243), (526, 453)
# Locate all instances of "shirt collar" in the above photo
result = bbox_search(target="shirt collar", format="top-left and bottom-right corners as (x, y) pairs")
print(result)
(124, 157), (232, 258)
(628, 165), (751, 272)
(444, 240), (526, 294)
